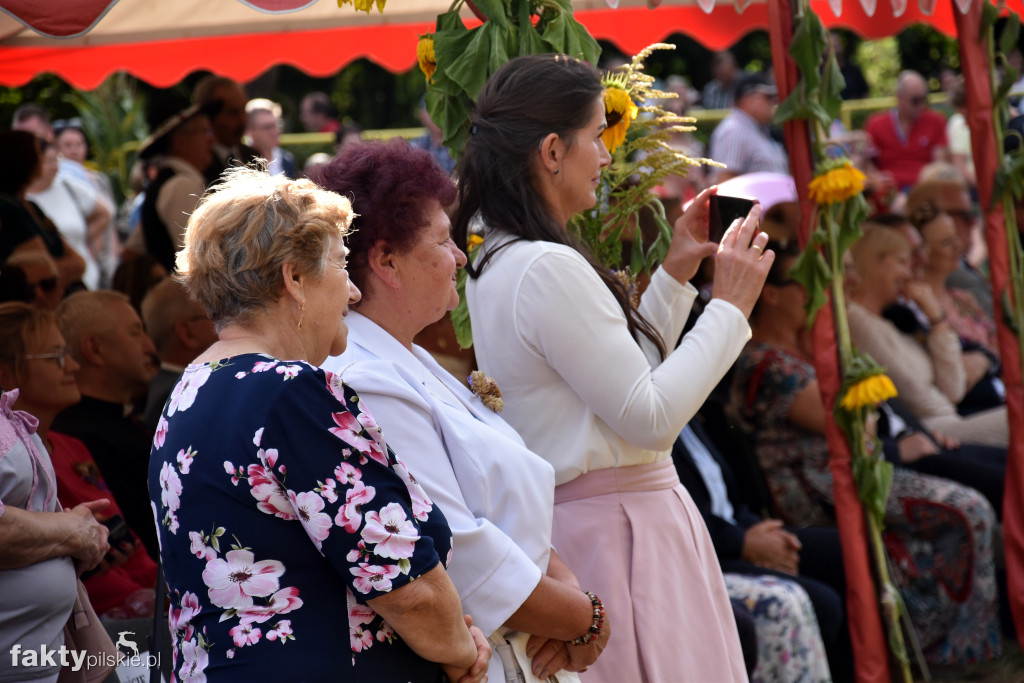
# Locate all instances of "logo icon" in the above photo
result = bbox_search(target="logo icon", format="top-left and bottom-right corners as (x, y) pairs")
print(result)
(115, 632), (139, 659)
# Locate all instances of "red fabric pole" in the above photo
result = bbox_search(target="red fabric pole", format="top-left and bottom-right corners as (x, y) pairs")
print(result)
(954, 0), (1024, 648)
(767, 1), (890, 680)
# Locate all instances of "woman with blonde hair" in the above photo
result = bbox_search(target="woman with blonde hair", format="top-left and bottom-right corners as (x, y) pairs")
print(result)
(148, 168), (488, 682)
(846, 223), (1008, 447)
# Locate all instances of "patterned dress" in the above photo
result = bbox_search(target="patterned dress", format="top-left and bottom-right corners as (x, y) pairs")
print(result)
(148, 354), (452, 682)
(727, 343), (1001, 665)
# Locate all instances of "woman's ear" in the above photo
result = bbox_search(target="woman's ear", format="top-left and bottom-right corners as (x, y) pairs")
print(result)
(280, 262), (306, 306)
(538, 133), (563, 177)
(366, 240), (401, 290)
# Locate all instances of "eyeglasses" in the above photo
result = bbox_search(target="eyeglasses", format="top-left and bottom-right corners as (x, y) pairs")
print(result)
(945, 208), (978, 225)
(29, 277), (58, 293)
(24, 347), (68, 370)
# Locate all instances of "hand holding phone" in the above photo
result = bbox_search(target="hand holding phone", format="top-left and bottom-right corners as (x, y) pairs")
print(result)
(708, 194), (758, 243)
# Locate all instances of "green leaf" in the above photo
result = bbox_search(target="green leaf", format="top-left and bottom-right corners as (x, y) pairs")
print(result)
(980, 2), (999, 40)
(835, 195), (868, 256)
(630, 229), (645, 274)
(819, 54), (846, 122)
(435, 23), (496, 98)
(774, 81), (812, 125)
(435, 7), (466, 32)
(789, 243), (832, 325)
(1000, 12), (1021, 57)
(788, 10), (826, 92)
(807, 100), (833, 130)
(467, 0), (510, 27)
(451, 268), (474, 349)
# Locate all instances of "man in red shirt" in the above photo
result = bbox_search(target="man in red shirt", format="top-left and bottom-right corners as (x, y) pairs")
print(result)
(865, 70), (950, 190)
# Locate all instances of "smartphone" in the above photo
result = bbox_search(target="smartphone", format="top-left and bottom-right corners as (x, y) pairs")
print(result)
(708, 194), (758, 243)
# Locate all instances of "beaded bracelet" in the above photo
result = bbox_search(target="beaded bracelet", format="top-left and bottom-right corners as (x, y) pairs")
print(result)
(567, 591), (605, 646)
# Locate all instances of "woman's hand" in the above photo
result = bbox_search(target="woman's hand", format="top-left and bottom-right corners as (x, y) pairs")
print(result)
(660, 186), (720, 285)
(904, 281), (943, 323)
(526, 636), (571, 679)
(565, 615), (610, 673)
(711, 203), (773, 318)
(441, 616), (490, 683)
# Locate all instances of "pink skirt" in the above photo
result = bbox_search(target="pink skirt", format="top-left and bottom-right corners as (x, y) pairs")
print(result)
(553, 460), (748, 683)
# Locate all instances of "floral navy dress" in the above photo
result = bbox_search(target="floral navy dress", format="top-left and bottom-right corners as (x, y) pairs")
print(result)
(148, 354), (452, 682)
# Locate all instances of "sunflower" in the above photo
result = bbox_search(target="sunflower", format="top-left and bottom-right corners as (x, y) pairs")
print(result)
(467, 234), (484, 250)
(808, 158), (866, 205)
(840, 374), (897, 411)
(601, 85), (638, 154)
(417, 35), (436, 84)
(338, 0), (385, 12)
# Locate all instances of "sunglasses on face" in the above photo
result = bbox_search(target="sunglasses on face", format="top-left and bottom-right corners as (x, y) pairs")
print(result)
(29, 277), (58, 293)
(24, 346), (68, 370)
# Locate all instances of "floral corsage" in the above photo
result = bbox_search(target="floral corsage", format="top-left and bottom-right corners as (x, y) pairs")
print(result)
(468, 370), (503, 413)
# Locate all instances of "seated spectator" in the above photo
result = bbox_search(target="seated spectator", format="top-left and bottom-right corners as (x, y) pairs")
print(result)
(0, 302), (155, 619)
(194, 75), (260, 186)
(673, 420), (848, 682)
(945, 79), (977, 192)
(139, 278), (218, 430)
(301, 152), (332, 182)
(245, 98), (297, 179)
(0, 131), (87, 290)
(708, 73), (789, 183)
(0, 265), (34, 305)
(864, 71), (950, 192)
(123, 96), (213, 274)
(111, 253), (168, 314)
(726, 241), (1001, 666)
(335, 122), (363, 155)
(12, 103), (91, 186)
(27, 141), (110, 290)
(53, 291), (160, 558)
(906, 174), (991, 318)
(299, 91), (340, 133)
(5, 251), (63, 310)
(847, 224), (1008, 447)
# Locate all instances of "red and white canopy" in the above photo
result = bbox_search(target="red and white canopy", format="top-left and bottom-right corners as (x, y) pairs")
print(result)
(0, 0), (1005, 88)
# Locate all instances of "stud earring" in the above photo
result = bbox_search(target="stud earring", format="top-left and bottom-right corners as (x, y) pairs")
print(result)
(554, 169), (560, 175)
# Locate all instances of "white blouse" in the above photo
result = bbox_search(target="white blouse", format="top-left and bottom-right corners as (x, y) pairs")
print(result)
(323, 312), (555, 644)
(467, 234), (751, 485)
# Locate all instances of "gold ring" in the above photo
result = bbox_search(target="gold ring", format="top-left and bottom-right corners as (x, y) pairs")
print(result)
(752, 243), (764, 253)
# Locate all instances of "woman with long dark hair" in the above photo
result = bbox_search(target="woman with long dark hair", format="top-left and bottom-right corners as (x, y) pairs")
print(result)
(455, 53), (772, 682)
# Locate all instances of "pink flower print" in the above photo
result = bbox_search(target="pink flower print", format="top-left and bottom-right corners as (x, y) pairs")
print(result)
(252, 360), (277, 373)
(317, 478), (338, 504)
(393, 461), (433, 522)
(224, 461), (242, 486)
(258, 448), (278, 470)
(253, 428), (264, 447)
(325, 371), (348, 407)
(361, 503), (419, 560)
(335, 482), (375, 533)
(235, 371), (247, 379)
(248, 466), (294, 520)
(236, 586), (303, 625)
(356, 409), (385, 446)
(169, 591), (201, 641)
(350, 563), (401, 594)
(266, 620), (294, 643)
(160, 461), (182, 512)
(166, 511), (180, 535)
(350, 624), (373, 653)
(202, 549), (284, 610)
(167, 365), (212, 416)
(225, 649), (235, 659)
(154, 416), (168, 450)
(178, 638), (208, 683)
(329, 412), (379, 459)
(189, 532), (217, 562)
(376, 622), (395, 643)
(291, 491), (332, 550)
(229, 623), (261, 647)
(177, 447), (196, 474)
(348, 602), (376, 625)
(346, 540), (370, 564)
(334, 462), (361, 486)
(276, 364), (301, 380)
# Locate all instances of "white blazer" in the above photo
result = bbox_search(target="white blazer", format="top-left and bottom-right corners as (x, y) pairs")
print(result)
(323, 312), (555, 643)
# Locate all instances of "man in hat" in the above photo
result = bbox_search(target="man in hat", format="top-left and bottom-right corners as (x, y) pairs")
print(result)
(193, 75), (260, 186)
(123, 96), (213, 273)
(864, 70), (949, 191)
(708, 72), (789, 183)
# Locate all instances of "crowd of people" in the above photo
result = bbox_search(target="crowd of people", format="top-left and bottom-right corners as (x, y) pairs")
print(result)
(0, 38), (1022, 683)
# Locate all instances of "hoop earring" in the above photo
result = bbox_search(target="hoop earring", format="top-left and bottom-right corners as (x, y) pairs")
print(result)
(297, 301), (305, 331)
